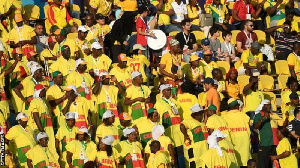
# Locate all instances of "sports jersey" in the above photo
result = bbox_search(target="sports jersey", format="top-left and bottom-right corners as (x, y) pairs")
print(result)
(120, 0), (137, 11)
(187, 5), (200, 25)
(114, 140), (145, 168)
(126, 85), (151, 124)
(281, 90), (300, 110)
(47, 4), (73, 29)
(54, 38), (78, 58)
(147, 151), (170, 168)
(282, 104), (296, 122)
(241, 49), (263, 67)
(97, 24), (111, 37)
(110, 66), (133, 90)
(26, 145), (60, 168)
(6, 125), (35, 165)
(39, 47), (56, 65)
(95, 151), (117, 168)
(65, 140), (97, 167)
(158, 3), (172, 25)
(287, 52), (300, 81)
(253, 112), (285, 146)
(135, 118), (157, 147)
(276, 137), (297, 168)
(96, 124), (120, 145)
(218, 139), (239, 168)
(205, 4), (228, 23)
(9, 25), (36, 44)
(65, 71), (94, 100)
(242, 89), (264, 113)
(85, 25), (100, 45)
(199, 60), (218, 78)
(264, 0), (289, 21)
(225, 81), (242, 99)
(176, 93), (198, 120)
(128, 54), (150, 83)
(27, 98), (55, 149)
(200, 148), (228, 168)
(160, 52), (182, 80)
(49, 56), (76, 79)
(76, 37), (90, 58)
(181, 118), (208, 167)
(144, 136), (173, 160)
(183, 64), (204, 82)
(222, 110), (251, 166)
(85, 54), (112, 74)
(206, 114), (231, 142)
(154, 98), (184, 147)
(90, 0), (112, 16)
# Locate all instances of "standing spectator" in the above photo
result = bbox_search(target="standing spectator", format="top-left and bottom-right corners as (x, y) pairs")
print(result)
(287, 43), (300, 80)
(253, 100), (289, 168)
(89, 0), (113, 17)
(53, 29), (79, 60)
(223, 98), (251, 167)
(147, 141), (171, 168)
(236, 20), (258, 55)
(136, 6), (155, 49)
(265, 21), (299, 60)
(171, 0), (188, 28)
(95, 135), (117, 168)
(225, 68), (241, 100)
(76, 25), (90, 58)
(204, 78), (221, 113)
(175, 19), (198, 63)
(232, 0), (264, 30)
(35, 22), (48, 53)
(205, 0), (230, 31)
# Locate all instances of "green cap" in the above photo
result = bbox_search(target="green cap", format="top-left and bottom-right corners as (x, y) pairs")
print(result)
(147, 107), (155, 115)
(60, 45), (69, 52)
(52, 71), (62, 78)
(208, 104), (217, 111)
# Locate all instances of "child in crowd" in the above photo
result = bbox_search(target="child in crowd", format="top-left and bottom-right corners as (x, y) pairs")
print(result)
(221, 30), (237, 63)
(209, 27), (222, 60)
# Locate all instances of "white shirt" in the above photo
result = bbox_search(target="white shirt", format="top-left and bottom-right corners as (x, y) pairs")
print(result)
(0, 40), (3, 52)
(171, 1), (187, 23)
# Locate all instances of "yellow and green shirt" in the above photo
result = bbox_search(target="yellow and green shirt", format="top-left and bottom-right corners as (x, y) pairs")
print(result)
(26, 145), (60, 168)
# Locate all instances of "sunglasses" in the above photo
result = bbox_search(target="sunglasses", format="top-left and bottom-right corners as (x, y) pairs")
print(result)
(249, 25), (254, 27)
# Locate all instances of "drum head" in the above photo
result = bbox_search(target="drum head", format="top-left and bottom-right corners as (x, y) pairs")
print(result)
(147, 29), (167, 50)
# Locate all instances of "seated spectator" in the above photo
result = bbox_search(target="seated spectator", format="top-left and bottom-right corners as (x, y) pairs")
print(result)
(277, 9), (299, 33)
(171, 0), (188, 28)
(232, 0), (264, 30)
(205, 0), (230, 31)
(209, 27), (222, 60)
(187, 0), (201, 31)
(89, 0), (113, 17)
(175, 19), (198, 63)
(281, 77), (300, 111)
(198, 38), (211, 59)
(266, 21), (299, 60)
(236, 20), (258, 55)
(287, 43), (300, 80)
(241, 41), (263, 74)
(220, 30), (236, 63)
(225, 68), (241, 100)
(212, 68), (226, 94)
(199, 49), (219, 78)
(183, 54), (204, 87)
(157, 0), (181, 34)
(264, 0), (295, 27)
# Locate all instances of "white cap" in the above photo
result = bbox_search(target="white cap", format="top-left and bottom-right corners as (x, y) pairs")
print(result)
(211, 129), (227, 138)
(99, 71), (109, 77)
(27, 61), (39, 69)
(252, 69), (260, 77)
(78, 126), (90, 136)
(123, 128), (135, 137)
(132, 71), (142, 79)
(66, 112), (76, 119)
(37, 132), (48, 141)
(75, 58), (87, 69)
(78, 25), (88, 32)
(16, 112), (29, 121)
(91, 42), (103, 49)
(159, 84), (172, 91)
(152, 125), (165, 140)
(30, 65), (42, 76)
(102, 110), (115, 119)
(101, 135), (114, 145)
(190, 104), (203, 113)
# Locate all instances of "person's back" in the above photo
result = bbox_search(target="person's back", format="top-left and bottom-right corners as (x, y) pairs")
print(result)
(206, 114), (231, 142)
(200, 146), (228, 168)
(206, 87), (221, 113)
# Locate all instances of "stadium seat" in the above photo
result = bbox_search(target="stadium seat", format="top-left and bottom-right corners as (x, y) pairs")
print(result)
(275, 60), (290, 75)
(217, 31), (224, 43)
(192, 31), (206, 46)
(231, 30), (240, 45)
(217, 61), (230, 78)
(263, 61), (271, 74)
(263, 92), (277, 111)
(234, 60), (242, 70)
(169, 31), (180, 37)
(278, 74), (289, 90)
(258, 75), (274, 90)
(254, 30), (266, 44)
(237, 75), (250, 92)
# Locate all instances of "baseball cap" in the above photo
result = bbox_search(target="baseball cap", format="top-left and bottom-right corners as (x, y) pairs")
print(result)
(228, 98), (238, 108)
(101, 135), (114, 145)
(159, 84), (172, 91)
(147, 107), (155, 115)
(169, 39), (179, 46)
(133, 44), (146, 51)
(251, 41), (261, 50)
(37, 132), (48, 141)
(102, 110), (115, 119)
(118, 53), (127, 61)
(78, 25), (88, 32)
(119, 113), (132, 120)
(289, 92), (299, 99)
(132, 71), (142, 79)
(14, 13), (23, 22)
(26, 50), (37, 59)
(190, 104), (203, 113)
(123, 128), (135, 137)
(52, 71), (63, 78)
(203, 77), (214, 84)
(16, 112), (29, 121)
(78, 127), (89, 135)
(54, 29), (66, 36)
(201, 38), (210, 45)
(65, 112), (76, 120)
(91, 42), (103, 49)
(75, 58), (87, 69)
(30, 65), (42, 76)
(152, 125), (165, 140)
(190, 54), (200, 62)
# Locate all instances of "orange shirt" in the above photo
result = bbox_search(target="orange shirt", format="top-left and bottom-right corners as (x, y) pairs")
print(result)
(206, 87), (221, 113)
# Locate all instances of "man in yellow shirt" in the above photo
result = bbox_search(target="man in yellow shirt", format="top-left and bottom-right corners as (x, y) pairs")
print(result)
(90, 0), (113, 17)
(241, 41), (263, 75)
(76, 25), (90, 58)
(157, 0), (181, 33)
(86, 42), (112, 82)
(287, 43), (300, 80)
(199, 49), (219, 78)
(53, 29), (79, 59)
(39, 36), (57, 66)
(84, 14), (101, 45)
(147, 141), (171, 168)
(47, 0), (75, 29)
(277, 9), (299, 33)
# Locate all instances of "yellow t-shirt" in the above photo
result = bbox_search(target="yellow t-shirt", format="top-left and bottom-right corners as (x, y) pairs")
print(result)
(53, 38), (78, 59)
(26, 145), (60, 168)
(135, 118), (157, 147)
(110, 66), (133, 89)
(39, 48), (56, 65)
(187, 5), (200, 25)
(48, 5), (74, 29)
(281, 90), (300, 110)
(85, 54), (112, 73)
(242, 90), (264, 113)
(76, 37), (90, 58)
(114, 140), (144, 167)
(200, 148), (228, 168)
(125, 85), (151, 124)
(97, 24), (111, 36)
(183, 64), (204, 82)
(276, 137), (298, 168)
(282, 104), (296, 122)
(206, 114), (231, 142)
(147, 151), (170, 168)
(128, 54), (150, 83)
(264, 0), (290, 21)
(158, 3), (172, 25)
(160, 52), (182, 80)
(199, 60), (218, 78)
(144, 136), (173, 156)
(65, 71), (94, 98)
(287, 52), (300, 80)
(218, 139), (239, 168)
(277, 19), (299, 33)
(205, 4), (228, 23)
(49, 56), (76, 77)
(225, 81), (242, 99)
(85, 25), (100, 45)
(176, 93), (198, 120)
(9, 25), (36, 43)
(120, 0), (137, 11)
(65, 140), (97, 165)
(89, 0), (112, 16)
(55, 124), (78, 154)
(5, 125), (36, 164)
(96, 124), (120, 145)
(222, 110), (251, 166)
(95, 151), (117, 168)
(241, 49), (263, 67)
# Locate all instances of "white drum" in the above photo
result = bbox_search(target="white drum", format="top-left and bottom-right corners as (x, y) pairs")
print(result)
(147, 29), (167, 50)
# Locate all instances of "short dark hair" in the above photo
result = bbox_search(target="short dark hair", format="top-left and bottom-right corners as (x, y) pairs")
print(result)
(138, 6), (148, 14)
(286, 9), (295, 16)
(150, 140), (161, 149)
(294, 107), (300, 117)
(286, 77), (298, 89)
(247, 159), (256, 165)
(283, 20), (292, 26)
(35, 22), (43, 27)
(181, 80), (193, 93)
(209, 26), (219, 36)
(278, 126), (290, 137)
(222, 30), (232, 39)
(181, 19), (191, 26)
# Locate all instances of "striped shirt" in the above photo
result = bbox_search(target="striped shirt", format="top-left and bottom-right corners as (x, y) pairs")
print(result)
(272, 31), (298, 54)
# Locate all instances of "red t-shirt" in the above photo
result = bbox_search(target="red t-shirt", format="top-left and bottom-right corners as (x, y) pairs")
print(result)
(236, 31), (258, 52)
(231, 1), (255, 23)
(136, 17), (147, 47)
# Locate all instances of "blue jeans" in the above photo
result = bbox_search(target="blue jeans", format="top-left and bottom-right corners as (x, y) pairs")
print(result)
(159, 24), (181, 34)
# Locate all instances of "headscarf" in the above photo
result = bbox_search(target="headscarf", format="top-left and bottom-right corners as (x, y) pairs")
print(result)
(226, 67), (238, 81)
(207, 134), (223, 157)
(33, 84), (45, 99)
(152, 125), (165, 140)
(255, 99), (271, 115)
